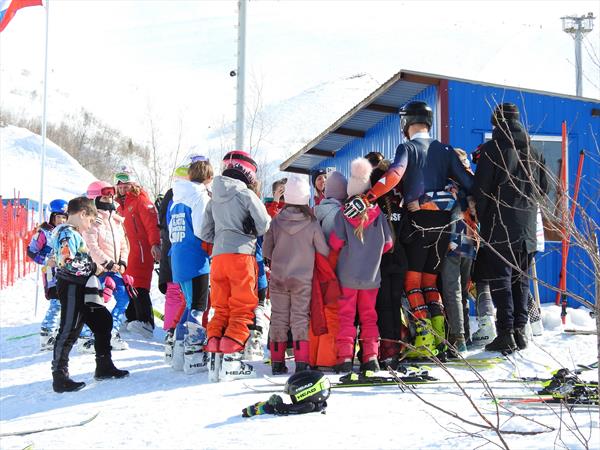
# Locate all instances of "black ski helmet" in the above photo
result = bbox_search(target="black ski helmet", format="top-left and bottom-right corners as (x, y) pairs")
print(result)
(284, 369), (331, 404)
(399, 101), (433, 138)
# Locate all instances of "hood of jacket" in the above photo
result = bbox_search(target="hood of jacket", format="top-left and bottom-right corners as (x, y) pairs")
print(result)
(492, 119), (529, 148)
(276, 207), (313, 235)
(211, 175), (247, 204)
(172, 178), (207, 204)
(343, 204), (382, 230)
(315, 198), (341, 223)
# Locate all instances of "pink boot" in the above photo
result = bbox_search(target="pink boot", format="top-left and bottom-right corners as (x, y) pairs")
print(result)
(293, 340), (310, 373)
(269, 341), (288, 375)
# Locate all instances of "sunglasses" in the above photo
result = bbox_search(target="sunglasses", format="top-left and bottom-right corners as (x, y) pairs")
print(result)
(190, 154), (209, 163)
(101, 186), (116, 196)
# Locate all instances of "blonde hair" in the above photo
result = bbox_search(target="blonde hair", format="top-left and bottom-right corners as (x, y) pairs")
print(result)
(188, 161), (214, 183)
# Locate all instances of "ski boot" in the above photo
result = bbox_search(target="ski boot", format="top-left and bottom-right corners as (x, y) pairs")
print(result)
(293, 340), (310, 373)
(94, 354), (130, 380)
(360, 358), (380, 377)
(110, 330), (129, 351)
(207, 337), (222, 382)
(484, 330), (517, 354)
(40, 328), (57, 352)
(171, 316), (186, 371)
(471, 315), (496, 346)
(404, 319), (438, 359)
(269, 341), (288, 375)
(77, 336), (95, 354)
(127, 320), (154, 339)
(335, 359), (354, 374)
(164, 328), (175, 364)
(243, 329), (264, 361)
(446, 335), (467, 359)
(183, 310), (208, 374)
(219, 352), (256, 382)
(52, 370), (86, 393)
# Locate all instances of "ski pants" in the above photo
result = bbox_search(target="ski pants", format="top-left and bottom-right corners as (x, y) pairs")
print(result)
(125, 287), (155, 327)
(475, 282), (494, 317)
(179, 274), (209, 311)
(336, 287), (379, 363)
(41, 298), (61, 332)
(207, 254), (258, 347)
(270, 279), (311, 342)
(309, 299), (339, 368)
(163, 281), (186, 330)
(99, 273), (130, 333)
(52, 279), (112, 373)
(485, 248), (533, 331)
(440, 255), (472, 338)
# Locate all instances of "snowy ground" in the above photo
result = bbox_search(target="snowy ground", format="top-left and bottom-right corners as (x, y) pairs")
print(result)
(0, 273), (597, 450)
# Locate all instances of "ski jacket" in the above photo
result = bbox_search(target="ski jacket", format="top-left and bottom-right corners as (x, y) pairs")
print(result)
(116, 189), (160, 289)
(169, 179), (211, 282)
(263, 207), (329, 286)
(310, 252), (341, 336)
(367, 133), (473, 205)
(82, 205), (129, 270)
(314, 198), (342, 240)
(200, 175), (271, 257)
(473, 120), (548, 254)
(28, 222), (58, 296)
(329, 205), (393, 290)
(52, 224), (97, 285)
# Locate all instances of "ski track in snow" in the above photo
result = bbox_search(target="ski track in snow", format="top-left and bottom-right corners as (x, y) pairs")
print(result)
(0, 273), (598, 449)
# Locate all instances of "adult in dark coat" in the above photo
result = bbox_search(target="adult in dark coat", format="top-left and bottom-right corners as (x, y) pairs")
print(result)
(473, 103), (548, 353)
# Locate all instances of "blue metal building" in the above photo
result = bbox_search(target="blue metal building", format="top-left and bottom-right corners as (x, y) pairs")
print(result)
(280, 70), (600, 307)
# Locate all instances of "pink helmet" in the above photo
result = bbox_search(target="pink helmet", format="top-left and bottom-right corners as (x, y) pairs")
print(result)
(87, 180), (114, 199)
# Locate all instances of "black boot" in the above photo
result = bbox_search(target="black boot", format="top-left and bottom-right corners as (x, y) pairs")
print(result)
(335, 360), (353, 374)
(294, 362), (309, 373)
(360, 359), (380, 375)
(52, 370), (86, 393)
(272, 361), (288, 375)
(95, 354), (130, 380)
(513, 327), (528, 350)
(485, 330), (517, 354)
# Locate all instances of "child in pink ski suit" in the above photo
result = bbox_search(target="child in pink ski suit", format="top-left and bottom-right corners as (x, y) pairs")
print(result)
(263, 175), (330, 374)
(329, 158), (393, 373)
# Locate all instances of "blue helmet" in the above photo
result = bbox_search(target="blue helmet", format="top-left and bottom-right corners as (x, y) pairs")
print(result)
(49, 199), (68, 215)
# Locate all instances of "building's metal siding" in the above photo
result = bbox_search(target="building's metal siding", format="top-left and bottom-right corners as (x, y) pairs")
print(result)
(447, 80), (600, 307)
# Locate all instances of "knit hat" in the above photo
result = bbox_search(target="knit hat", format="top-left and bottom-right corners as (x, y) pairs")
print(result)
(311, 168), (328, 188)
(491, 103), (520, 126)
(284, 174), (311, 206)
(347, 158), (372, 197)
(222, 150), (257, 185)
(324, 171), (348, 201)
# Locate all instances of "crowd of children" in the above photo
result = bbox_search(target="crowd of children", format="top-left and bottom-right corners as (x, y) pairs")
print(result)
(30, 100), (548, 392)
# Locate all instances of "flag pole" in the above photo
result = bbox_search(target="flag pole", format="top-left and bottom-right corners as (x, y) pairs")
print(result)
(35, 0), (50, 317)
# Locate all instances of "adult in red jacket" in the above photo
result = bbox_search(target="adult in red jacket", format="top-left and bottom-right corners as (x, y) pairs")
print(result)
(114, 169), (161, 337)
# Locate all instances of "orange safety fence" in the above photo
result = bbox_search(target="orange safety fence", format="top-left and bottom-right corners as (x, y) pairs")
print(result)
(0, 198), (37, 290)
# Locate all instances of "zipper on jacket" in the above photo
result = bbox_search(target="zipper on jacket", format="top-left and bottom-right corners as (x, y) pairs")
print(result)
(108, 210), (118, 263)
(138, 241), (144, 263)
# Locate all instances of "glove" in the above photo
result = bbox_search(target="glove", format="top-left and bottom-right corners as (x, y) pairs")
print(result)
(33, 254), (46, 265)
(102, 276), (116, 303)
(242, 394), (283, 418)
(343, 195), (369, 219)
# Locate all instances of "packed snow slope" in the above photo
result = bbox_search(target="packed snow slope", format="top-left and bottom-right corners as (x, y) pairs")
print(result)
(0, 125), (95, 204)
(0, 273), (598, 450)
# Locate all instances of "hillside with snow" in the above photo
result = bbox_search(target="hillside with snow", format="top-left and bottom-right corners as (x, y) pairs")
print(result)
(0, 125), (95, 204)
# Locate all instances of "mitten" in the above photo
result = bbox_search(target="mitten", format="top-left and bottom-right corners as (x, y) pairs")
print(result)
(102, 276), (116, 303)
(242, 395), (283, 418)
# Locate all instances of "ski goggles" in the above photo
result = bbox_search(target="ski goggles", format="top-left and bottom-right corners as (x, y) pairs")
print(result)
(114, 172), (132, 184)
(100, 186), (116, 197)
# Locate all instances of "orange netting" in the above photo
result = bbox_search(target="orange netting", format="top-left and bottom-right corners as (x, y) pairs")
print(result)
(0, 198), (36, 289)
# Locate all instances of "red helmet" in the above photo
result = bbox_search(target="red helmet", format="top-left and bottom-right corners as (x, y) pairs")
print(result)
(87, 180), (115, 199)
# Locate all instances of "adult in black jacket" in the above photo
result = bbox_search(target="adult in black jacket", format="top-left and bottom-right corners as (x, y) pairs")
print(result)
(473, 103), (548, 353)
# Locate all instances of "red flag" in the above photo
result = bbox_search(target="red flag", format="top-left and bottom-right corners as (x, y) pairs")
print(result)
(0, 0), (43, 32)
